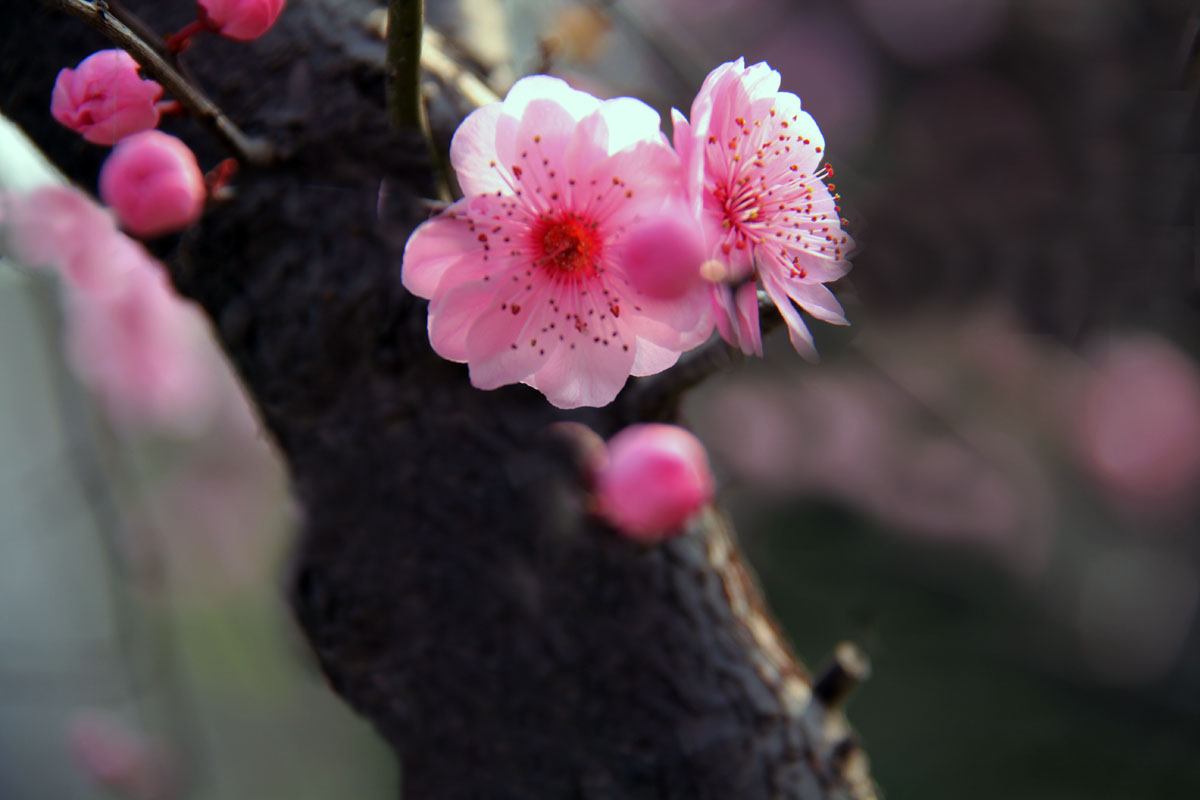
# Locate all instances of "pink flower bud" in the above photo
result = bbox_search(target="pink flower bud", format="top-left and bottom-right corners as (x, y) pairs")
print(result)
(198, 0), (287, 41)
(619, 210), (708, 299)
(99, 131), (206, 238)
(50, 50), (163, 146)
(596, 424), (715, 541)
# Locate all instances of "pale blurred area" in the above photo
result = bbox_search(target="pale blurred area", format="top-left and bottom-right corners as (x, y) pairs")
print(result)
(0, 120), (393, 797)
(3, 0), (1200, 798)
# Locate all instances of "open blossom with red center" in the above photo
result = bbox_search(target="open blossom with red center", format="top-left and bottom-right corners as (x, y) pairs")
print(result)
(50, 50), (163, 146)
(402, 75), (713, 409)
(673, 58), (852, 358)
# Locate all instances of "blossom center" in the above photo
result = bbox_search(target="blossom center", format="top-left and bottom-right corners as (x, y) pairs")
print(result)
(714, 183), (764, 252)
(536, 212), (602, 277)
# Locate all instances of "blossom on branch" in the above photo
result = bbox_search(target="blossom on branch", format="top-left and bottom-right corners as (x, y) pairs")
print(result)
(99, 131), (207, 238)
(402, 76), (713, 409)
(673, 58), (852, 358)
(50, 50), (163, 146)
(595, 423), (715, 541)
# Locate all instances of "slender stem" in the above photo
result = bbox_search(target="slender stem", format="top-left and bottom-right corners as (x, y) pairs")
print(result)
(386, 0), (451, 200)
(39, 0), (274, 167)
(386, 0), (425, 131)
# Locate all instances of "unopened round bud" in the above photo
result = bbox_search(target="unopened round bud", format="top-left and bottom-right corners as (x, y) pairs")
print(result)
(99, 131), (206, 238)
(596, 423), (715, 541)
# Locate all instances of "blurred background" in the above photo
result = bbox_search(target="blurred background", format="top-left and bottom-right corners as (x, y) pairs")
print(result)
(2, 0), (1198, 797)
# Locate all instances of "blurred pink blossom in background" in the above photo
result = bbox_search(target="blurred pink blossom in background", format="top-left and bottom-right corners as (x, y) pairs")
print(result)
(2, 185), (141, 293)
(596, 423), (715, 541)
(65, 260), (218, 433)
(1071, 333), (1200, 518)
(50, 50), (163, 146)
(99, 131), (207, 238)
(67, 710), (175, 800)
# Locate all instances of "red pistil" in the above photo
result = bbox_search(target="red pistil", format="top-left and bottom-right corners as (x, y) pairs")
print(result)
(536, 213), (601, 277)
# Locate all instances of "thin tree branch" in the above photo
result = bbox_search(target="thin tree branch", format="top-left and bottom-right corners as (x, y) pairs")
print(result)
(386, 0), (451, 200)
(421, 28), (499, 109)
(386, 0), (426, 132)
(39, 0), (274, 167)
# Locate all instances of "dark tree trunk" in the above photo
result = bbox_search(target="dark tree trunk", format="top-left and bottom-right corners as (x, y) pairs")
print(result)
(2, 1), (874, 797)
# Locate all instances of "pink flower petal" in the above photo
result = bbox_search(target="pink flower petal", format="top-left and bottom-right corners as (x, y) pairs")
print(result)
(427, 280), (497, 361)
(464, 281), (557, 389)
(448, 103), (509, 198)
(781, 279), (848, 326)
(630, 339), (681, 377)
(525, 324), (637, 409)
(761, 273), (817, 361)
(401, 198), (479, 298)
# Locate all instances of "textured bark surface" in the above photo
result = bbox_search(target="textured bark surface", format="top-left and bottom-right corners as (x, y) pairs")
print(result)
(2, 1), (874, 797)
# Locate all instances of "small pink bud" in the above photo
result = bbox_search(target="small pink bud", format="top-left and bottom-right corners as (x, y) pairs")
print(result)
(198, 0), (287, 41)
(619, 210), (707, 299)
(50, 50), (163, 146)
(99, 131), (206, 238)
(596, 424), (715, 541)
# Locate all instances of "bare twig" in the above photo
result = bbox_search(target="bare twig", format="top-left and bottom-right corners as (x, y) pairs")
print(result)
(812, 642), (871, 711)
(620, 336), (742, 422)
(39, 0), (274, 167)
(421, 28), (499, 108)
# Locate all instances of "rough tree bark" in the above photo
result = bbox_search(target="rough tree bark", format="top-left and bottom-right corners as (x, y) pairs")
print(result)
(2, 1), (875, 797)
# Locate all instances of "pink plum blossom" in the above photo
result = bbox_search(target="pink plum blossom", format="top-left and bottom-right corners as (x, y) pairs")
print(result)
(595, 423), (715, 541)
(673, 58), (852, 358)
(198, 0), (287, 41)
(50, 50), (163, 146)
(2, 185), (141, 293)
(99, 131), (207, 238)
(402, 75), (713, 408)
(65, 257), (218, 432)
